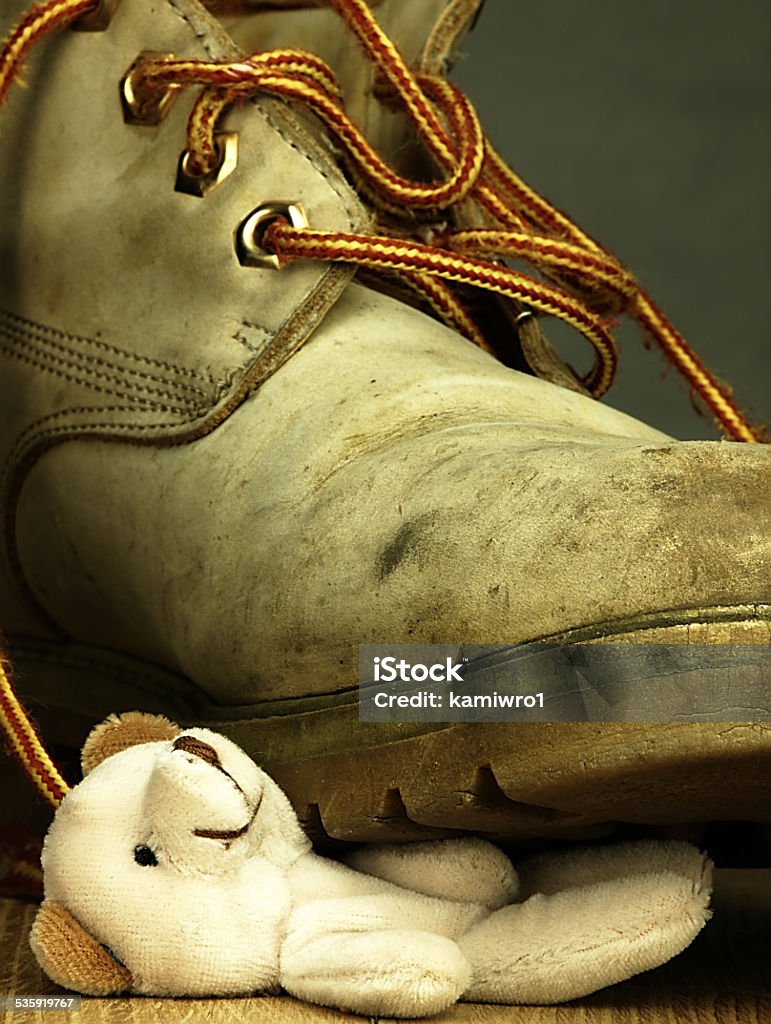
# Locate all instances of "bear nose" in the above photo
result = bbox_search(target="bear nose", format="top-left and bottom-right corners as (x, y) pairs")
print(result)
(173, 735), (222, 767)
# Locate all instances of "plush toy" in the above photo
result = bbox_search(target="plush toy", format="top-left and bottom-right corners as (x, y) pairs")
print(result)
(30, 713), (713, 1017)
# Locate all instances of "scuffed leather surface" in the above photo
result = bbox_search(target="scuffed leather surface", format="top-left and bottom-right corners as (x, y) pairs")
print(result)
(14, 283), (771, 700)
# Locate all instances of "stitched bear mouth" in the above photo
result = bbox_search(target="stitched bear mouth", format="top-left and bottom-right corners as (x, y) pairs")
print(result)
(192, 821), (251, 841)
(192, 793), (263, 841)
(173, 734), (262, 840)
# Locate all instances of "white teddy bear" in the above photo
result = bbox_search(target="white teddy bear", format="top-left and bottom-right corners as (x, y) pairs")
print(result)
(31, 712), (713, 1018)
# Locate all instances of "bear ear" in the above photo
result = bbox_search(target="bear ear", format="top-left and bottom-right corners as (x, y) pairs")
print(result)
(81, 711), (180, 776)
(30, 900), (133, 995)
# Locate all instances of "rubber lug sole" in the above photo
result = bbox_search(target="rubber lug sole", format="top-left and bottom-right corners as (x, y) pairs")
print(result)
(7, 605), (770, 844)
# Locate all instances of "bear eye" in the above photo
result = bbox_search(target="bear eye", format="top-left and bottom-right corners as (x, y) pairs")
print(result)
(134, 845), (158, 867)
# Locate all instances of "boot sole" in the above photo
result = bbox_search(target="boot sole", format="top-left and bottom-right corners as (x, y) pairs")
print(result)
(9, 603), (770, 845)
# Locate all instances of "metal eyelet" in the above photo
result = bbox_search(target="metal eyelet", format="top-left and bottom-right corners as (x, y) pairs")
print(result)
(73, 0), (120, 31)
(120, 52), (179, 126)
(175, 133), (240, 198)
(235, 203), (308, 269)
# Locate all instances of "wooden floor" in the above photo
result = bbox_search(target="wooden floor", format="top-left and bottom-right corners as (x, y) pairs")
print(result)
(1, 871), (769, 1024)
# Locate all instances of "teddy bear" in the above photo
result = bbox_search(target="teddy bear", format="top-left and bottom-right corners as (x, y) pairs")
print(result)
(30, 712), (713, 1018)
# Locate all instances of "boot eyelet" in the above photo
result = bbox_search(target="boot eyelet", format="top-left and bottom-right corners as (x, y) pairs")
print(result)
(73, 0), (120, 31)
(121, 52), (180, 126)
(175, 133), (240, 198)
(235, 203), (308, 270)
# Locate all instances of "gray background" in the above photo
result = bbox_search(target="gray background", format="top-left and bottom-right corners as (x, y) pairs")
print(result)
(451, 0), (769, 439)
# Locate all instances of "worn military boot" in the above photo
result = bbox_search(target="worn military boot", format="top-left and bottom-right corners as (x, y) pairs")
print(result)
(1, 0), (769, 852)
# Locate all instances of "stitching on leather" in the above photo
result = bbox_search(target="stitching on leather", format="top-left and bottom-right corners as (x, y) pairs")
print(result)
(170, 3), (213, 60)
(1, 323), (212, 401)
(8, 401), (223, 472)
(3, 399), (225, 501)
(257, 101), (361, 231)
(168, 0), (239, 62)
(0, 308), (215, 384)
(1, 341), (205, 415)
(1, 387), (227, 637)
(233, 321), (272, 356)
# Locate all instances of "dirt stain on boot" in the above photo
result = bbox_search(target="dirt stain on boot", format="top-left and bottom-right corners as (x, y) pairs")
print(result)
(377, 515), (435, 581)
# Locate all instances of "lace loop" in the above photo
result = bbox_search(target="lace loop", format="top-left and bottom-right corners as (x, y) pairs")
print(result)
(131, 53), (486, 212)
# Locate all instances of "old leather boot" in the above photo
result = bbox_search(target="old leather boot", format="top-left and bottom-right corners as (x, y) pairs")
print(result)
(1, 0), (769, 850)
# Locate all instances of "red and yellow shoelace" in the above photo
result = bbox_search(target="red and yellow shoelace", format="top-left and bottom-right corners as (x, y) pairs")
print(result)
(0, 646), (69, 806)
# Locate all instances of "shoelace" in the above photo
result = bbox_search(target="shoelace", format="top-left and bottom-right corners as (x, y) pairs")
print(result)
(0, 645), (69, 806)
(0, 0), (767, 809)
(1, 0), (767, 440)
(0, 642), (63, 896)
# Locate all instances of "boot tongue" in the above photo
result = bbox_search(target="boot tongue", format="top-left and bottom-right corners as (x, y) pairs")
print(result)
(220, 0), (484, 177)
